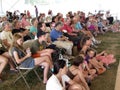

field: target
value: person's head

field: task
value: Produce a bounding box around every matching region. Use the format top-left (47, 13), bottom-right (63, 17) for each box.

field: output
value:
top-left (72, 56), bottom-right (84, 66)
top-left (31, 18), bottom-right (38, 26)
top-left (2, 21), bottom-right (11, 30)
top-left (13, 33), bottom-right (23, 46)
top-left (37, 22), bottom-right (46, 31)
top-left (55, 21), bottom-right (63, 31)
top-left (53, 60), bottom-right (67, 75)
top-left (80, 36), bottom-right (92, 47)
top-left (22, 14), bottom-right (27, 19)
top-left (37, 31), bottom-right (47, 41)
top-left (86, 48), bottom-right (96, 58)
top-left (48, 10), bottom-right (52, 15)
top-left (52, 15), bottom-right (58, 23)
top-left (73, 16), bottom-right (78, 23)
top-left (65, 17), bottom-right (71, 25)
top-left (13, 20), bottom-right (22, 29)
top-left (2, 16), bottom-right (7, 21)
top-left (20, 27), bottom-right (30, 36)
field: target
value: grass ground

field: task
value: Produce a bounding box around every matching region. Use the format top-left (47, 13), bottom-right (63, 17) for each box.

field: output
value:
top-left (0, 31), bottom-right (120, 90)
top-left (90, 32), bottom-right (120, 90)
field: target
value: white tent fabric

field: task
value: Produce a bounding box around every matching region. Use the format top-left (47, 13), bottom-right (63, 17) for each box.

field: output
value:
top-left (0, 0), bottom-right (120, 19)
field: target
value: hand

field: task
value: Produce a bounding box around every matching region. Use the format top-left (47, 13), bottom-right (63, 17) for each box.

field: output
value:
top-left (64, 36), bottom-right (68, 41)
top-left (26, 52), bottom-right (31, 57)
top-left (103, 50), bottom-right (106, 53)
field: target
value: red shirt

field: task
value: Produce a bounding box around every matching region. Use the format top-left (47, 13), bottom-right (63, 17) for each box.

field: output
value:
top-left (62, 24), bottom-right (73, 33)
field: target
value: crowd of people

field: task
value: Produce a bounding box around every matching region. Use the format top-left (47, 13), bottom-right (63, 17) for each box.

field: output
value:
top-left (0, 9), bottom-right (119, 89)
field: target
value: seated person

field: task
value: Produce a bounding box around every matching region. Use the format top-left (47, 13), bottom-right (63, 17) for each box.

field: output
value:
top-left (68, 56), bottom-right (90, 90)
top-left (28, 31), bottom-right (54, 65)
top-left (92, 49), bottom-right (116, 68)
top-left (1, 21), bottom-right (13, 49)
top-left (50, 22), bottom-right (73, 55)
top-left (10, 33), bottom-right (51, 84)
top-left (0, 39), bottom-right (16, 73)
top-left (0, 50), bottom-right (8, 82)
top-left (19, 27), bottom-right (32, 41)
top-left (46, 59), bottom-right (83, 90)
top-left (29, 18), bottom-right (38, 39)
top-left (37, 22), bottom-right (52, 44)
top-left (62, 17), bottom-right (84, 50)
top-left (12, 20), bottom-right (22, 35)
top-left (86, 48), bottom-right (106, 74)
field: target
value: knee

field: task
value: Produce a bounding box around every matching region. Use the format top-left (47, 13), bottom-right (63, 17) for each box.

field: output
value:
top-left (68, 84), bottom-right (82, 90)
top-left (43, 62), bottom-right (50, 68)
top-left (4, 58), bottom-right (8, 64)
top-left (1, 57), bottom-right (8, 65)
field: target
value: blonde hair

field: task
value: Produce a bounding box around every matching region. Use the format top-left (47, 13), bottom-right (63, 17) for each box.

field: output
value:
top-left (11, 33), bottom-right (25, 53)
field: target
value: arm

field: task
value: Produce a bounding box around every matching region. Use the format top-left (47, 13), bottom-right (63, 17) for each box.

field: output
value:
top-left (2, 39), bottom-right (10, 48)
top-left (13, 51), bottom-right (31, 64)
top-left (77, 71), bottom-right (90, 90)
top-left (68, 33), bottom-right (77, 36)
top-left (57, 36), bottom-right (68, 41)
top-left (96, 50), bottom-right (106, 57)
top-left (62, 74), bottom-right (75, 86)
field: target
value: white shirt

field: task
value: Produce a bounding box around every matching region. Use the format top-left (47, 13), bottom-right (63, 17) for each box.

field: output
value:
top-left (46, 74), bottom-right (63, 90)
top-left (0, 30), bottom-right (13, 45)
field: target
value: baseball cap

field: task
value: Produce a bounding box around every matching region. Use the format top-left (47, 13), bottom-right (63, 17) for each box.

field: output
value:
top-left (37, 30), bottom-right (46, 38)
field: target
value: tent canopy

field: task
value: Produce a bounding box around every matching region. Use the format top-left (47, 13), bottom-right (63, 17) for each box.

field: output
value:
top-left (0, 0), bottom-right (119, 19)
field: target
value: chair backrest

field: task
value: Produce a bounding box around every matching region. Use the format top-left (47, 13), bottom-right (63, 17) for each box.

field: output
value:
top-left (9, 48), bottom-right (19, 67)
top-left (9, 48), bottom-right (33, 70)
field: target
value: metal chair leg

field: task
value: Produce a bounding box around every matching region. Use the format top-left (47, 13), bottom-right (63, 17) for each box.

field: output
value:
top-left (33, 69), bottom-right (42, 82)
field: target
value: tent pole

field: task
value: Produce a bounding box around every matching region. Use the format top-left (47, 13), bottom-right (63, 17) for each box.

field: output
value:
top-left (0, 0), bottom-right (4, 14)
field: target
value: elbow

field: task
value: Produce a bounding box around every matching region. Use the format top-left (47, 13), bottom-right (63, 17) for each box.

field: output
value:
top-left (16, 60), bottom-right (21, 64)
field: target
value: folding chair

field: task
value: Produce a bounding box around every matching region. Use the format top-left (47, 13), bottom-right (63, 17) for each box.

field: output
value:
top-left (9, 49), bottom-right (42, 89)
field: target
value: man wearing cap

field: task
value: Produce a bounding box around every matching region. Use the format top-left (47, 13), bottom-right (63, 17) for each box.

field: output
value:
top-left (29, 31), bottom-right (54, 63)
top-left (50, 22), bottom-right (73, 55)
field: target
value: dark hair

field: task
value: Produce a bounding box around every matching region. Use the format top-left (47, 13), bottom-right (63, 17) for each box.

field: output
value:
top-left (55, 21), bottom-right (63, 27)
top-left (72, 56), bottom-right (84, 66)
top-left (37, 30), bottom-right (46, 38)
top-left (48, 10), bottom-right (52, 15)
top-left (53, 60), bottom-right (66, 74)
top-left (80, 36), bottom-right (91, 47)
top-left (31, 18), bottom-right (37, 25)
top-left (52, 16), bottom-right (57, 22)
top-left (37, 22), bottom-right (44, 30)
top-left (86, 48), bottom-right (97, 57)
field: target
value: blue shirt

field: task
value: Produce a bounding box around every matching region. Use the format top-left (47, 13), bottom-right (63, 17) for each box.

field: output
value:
top-left (75, 22), bottom-right (83, 30)
top-left (50, 29), bottom-right (62, 42)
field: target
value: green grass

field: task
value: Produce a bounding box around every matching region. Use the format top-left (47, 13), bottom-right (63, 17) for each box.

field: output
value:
top-left (90, 32), bottom-right (120, 90)
top-left (0, 31), bottom-right (120, 90)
